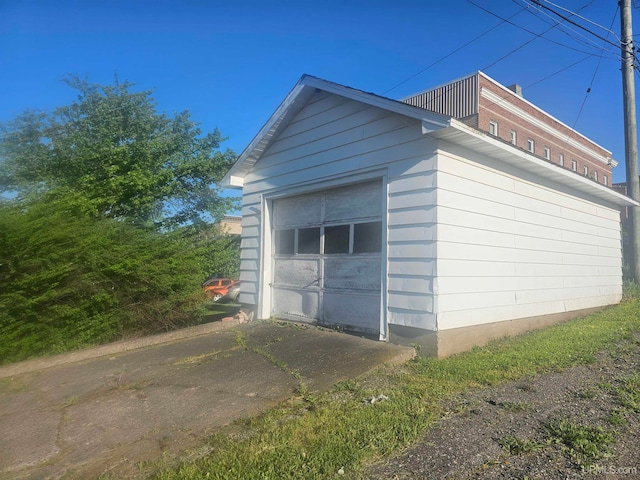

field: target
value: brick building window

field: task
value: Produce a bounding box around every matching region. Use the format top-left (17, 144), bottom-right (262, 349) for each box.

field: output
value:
top-left (489, 121), bottom-right (498, 136)
top-left (583, 166), bottom-right (588, 176)
top-left (527, 139), bottom-right (535, 153)
top-left (559, 153), bottom-right (564, 166)
top-left (544, 147), bottom-right (550, 160)
top-left (510, 130), bottom-right (517, 145)
top-left (604, 175), bottom-right (608, 186)
top-left (571, 160), bottom-right (577, 171)
top-left (593, 171), bottom-right (598, 182)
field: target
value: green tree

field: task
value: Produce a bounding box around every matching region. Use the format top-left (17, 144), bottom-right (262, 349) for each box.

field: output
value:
top-left (0, 77), bottom-right (243, 363)
top-left (181, 223), bottom-right (241, 279)
top-left (0, 76), bottom-right (237, 228)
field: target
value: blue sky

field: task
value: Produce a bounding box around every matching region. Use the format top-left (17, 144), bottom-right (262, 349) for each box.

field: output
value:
top-left (1, 0), bottom-right (637, 184)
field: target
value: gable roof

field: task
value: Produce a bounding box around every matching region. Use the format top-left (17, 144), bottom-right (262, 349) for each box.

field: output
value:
top-left (221, 75), bottom-right (453, 188)
top-left (221, 75), bottom-right (637, 208)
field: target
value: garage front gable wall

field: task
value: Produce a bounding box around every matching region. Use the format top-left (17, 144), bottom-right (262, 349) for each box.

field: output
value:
top-left (237, 86), bottom-right (443, 337)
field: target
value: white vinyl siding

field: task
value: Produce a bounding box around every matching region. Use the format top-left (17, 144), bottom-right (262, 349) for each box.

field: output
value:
top-left (239, 90), bottom-right (438, 331)
top-left (236, 87), bottom-right (627, 338)
top-left (386, 169), bottom-right (437, 329)
top-left (435, 150), bottom-right (622, 330)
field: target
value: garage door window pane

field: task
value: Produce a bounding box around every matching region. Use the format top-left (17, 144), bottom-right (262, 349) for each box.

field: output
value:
top-left (275, 229), bottom-right (294, 254)
top-left (324, 225), bottom-right (350, 254)
top-left (298, 227), bottom-right (320, 254)
top-left (353, 222), bottom-right (382, 253)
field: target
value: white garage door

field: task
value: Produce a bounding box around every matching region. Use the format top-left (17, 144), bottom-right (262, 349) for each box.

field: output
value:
top-left (271, 180), bottom-right (383, 334)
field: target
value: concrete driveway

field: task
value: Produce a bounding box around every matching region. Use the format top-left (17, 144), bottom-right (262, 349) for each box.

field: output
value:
top-left (0, 319), bottom-right (414, 479)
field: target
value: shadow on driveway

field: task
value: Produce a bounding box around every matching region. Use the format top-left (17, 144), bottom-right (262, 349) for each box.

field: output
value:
top-left (0, 319), bottom-right (414, 479)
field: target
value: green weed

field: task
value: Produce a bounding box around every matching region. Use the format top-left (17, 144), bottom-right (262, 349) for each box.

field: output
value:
top-left (234, 330), bottom-right (247, 349)
top-left (572, 388), bottom-right (596, 400)
top-left (605, 408), bottom-right (627, 426)
top-left (335, 379), bottom-right (358, 392)
top-left (498, 435), bottom-right (543, 455)
top-left (62, 395), bottom-right (79, 407)
top-left (546, 419), bottom-right (613, 465)
top-left (617, 374), bottom-right (640, 412)
top-left (499, 401), bottom-right (531, 412)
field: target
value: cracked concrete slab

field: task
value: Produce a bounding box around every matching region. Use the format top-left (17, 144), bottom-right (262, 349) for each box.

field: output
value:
top-left (0, 319), bottom-right (414, 479)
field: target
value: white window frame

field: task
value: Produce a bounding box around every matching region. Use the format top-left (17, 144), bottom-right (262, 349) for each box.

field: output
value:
top-left (571, 160), bottom-right (577, 172)
top-left (604, 175), bottom-right (608, 186)
top-left (510, 130), bottom-right (517, 145)
top-left (583, 166), bottom-right (589, 176)
top-left (544, 147), bottom-right (550, 160)
top-left (527, 139), bottom-right (535, 153)
top-left (559, 153), bottom-right (564, 166)
top-left (593, 171), bottom-right (598, 182)
top-left (489, 121), bottom-right (498, 136)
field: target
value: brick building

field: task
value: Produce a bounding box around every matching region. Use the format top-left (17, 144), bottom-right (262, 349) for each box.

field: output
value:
top-left (403, 71), bottom-right (616, 187)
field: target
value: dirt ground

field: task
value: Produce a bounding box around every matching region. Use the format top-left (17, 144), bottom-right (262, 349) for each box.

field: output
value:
top-left (365, 336), bottom-right (640, 480)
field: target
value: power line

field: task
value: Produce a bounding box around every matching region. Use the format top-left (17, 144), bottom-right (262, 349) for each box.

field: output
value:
top-left (573, 5), bottom-right (620, 128)
top-left (542, 0), bottom-right (622, 43)
top-left (528, 0), bottom-right (623, 50)
top-left (513, 0), bottom-right (615, 54)
top-left (382, 6), bottom-right (527, 95)
top-left (482, 35), bottom-right (539, 71)
top-left (470, 0), bottom-right (606, 71)
top-left (473, 0), bottom-right (621, 61)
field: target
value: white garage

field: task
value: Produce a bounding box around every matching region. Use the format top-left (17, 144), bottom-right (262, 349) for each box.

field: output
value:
top-left (222, 74), bottom-right (637, 356)
top-left (271, 180), bottom-right (383, 333)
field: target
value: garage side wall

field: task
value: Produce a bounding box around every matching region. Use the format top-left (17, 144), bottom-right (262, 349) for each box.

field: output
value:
top-left (435, 145), bottom-right (623, 331)
top-left (238, 90), bottom-right (439, 330)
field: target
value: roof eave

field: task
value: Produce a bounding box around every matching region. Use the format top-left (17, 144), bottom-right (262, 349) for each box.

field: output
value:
top-left (433, 119), bottom-right (638, 208)
top-left (220, 75), bottom-right (453, 187)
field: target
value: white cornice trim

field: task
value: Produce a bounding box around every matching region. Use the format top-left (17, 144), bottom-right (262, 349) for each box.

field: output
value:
top-left (480, 87), bottom-right (617, 168)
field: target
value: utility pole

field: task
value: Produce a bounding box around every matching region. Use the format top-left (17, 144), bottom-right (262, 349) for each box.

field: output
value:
top-left (620, 0), bottom-right (640, 282)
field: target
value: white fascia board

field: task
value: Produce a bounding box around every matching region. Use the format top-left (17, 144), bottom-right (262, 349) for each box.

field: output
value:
top-left (227, 176), bottom-right (244, 188)
top-left (434, 119), bottom-right (638, 208)
top-left (220, 75), bottom-right (453, 187)
top-left (221, 81), bottom-right (311, 188)
top-left (301, 76), bottom-right (452, 130)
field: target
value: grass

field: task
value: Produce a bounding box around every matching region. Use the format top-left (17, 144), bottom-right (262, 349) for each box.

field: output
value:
top-left (546, 419), bottom-right (614, 465)
top-left (201, 303), bottom-right (241, 323)
top-left (153, 295), bottom-right (640, 480)
top-left (498, 435), bottom-right (543, 455)
top-left (617, 374), bottom-right (640, 412)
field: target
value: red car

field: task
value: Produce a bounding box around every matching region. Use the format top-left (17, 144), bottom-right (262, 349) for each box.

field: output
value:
top-left (203, 278), bottom-right (240, 302)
